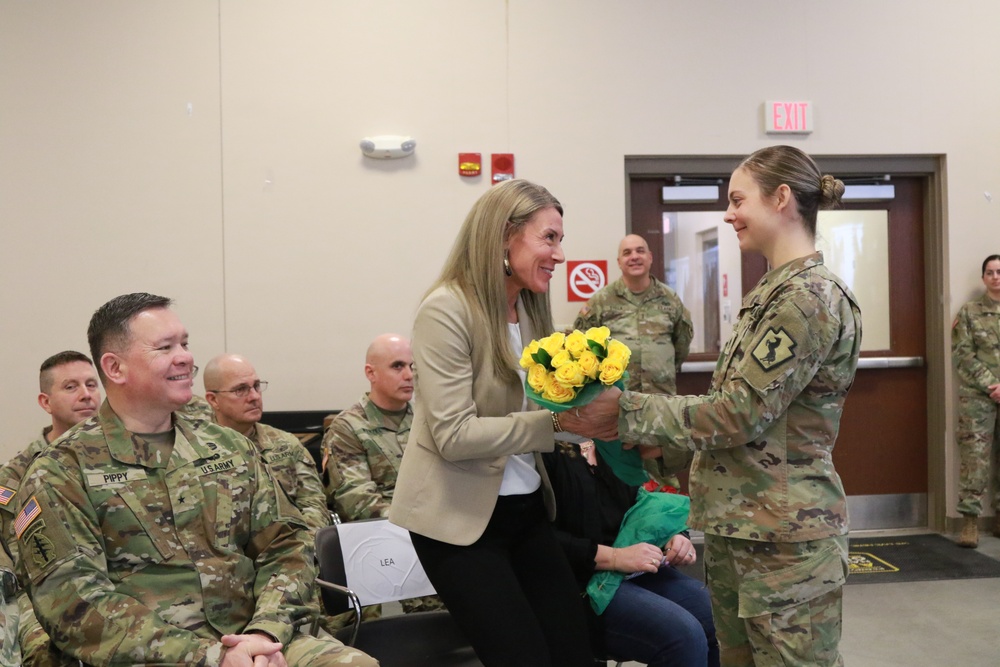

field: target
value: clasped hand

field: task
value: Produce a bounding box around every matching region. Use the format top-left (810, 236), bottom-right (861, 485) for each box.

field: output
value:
top-left (220, 633), bottom-right (286, 667)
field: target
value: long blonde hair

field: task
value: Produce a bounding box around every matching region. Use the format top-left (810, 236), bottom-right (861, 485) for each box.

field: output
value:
top-left (429, 179), bottom-right (562, 383)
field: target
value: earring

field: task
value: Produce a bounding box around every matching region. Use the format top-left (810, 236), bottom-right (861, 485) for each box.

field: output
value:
top-left (503, 249), bottom-right (513, 276)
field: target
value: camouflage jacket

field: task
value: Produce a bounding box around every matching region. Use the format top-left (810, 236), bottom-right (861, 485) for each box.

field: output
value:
top-left (574, 276), bottom-right (693, 395)
top-left (322, 394), bottom-right (411, 521)
top-left (952, 292), bottom-right (1000, 395)
top-left (14, 400), bottom-right (318, 666)
top-left (249, 423), bottom-right (329, 532)
top-left (0, 430), bottom-right (77, 667)
top-left (0, 430), bottom-right (49, 560)
top-left (619, 253), bottom-right (862, 542)
top-left (0, 547), bottom-right (18, 667)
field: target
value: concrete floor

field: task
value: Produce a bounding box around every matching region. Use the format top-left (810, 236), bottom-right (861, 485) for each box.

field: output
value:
top-left (616, 529), bottom-right (1000, 667)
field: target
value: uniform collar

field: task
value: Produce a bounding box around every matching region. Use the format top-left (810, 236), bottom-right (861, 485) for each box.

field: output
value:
top-left (744, 252), bottom-right (824, 308)
top-left (360, 393), bottom-right (412, 430)
top-left (97, 399), bottom-right (214, 467)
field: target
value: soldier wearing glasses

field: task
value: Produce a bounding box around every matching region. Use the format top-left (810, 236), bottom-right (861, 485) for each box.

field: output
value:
top-left (204, 354), bottom-right (329, 532)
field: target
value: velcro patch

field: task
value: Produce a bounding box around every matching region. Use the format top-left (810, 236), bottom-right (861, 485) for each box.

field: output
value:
top-left (199, 456), bottom-right (241, 475)
top-left (14, 496), bottom-right (41, 539)
top-left (25, 525), bottom-right (55, 569)
top-left (0, 486), bottom-right (15, 506)
top-left (86, 468), bottom-right (148, 487)
top-left (751, 327), bottom-right (797, 372)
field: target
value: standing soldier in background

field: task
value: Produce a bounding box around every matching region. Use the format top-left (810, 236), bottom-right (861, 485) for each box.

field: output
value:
top-left (574, 234), bottom-right (694, 484)
top-left (0, 351), bottom-right (100, 667)
top-left (952, 253), bottom-right (1000, 548)
top-left (204, 353), bottom-right (330, 532)
top-left (323, 333), bottom-right (443, 614)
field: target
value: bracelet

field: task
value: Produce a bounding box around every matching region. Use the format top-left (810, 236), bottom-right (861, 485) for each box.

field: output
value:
top-left (550, 410), bottom-right (563, 433)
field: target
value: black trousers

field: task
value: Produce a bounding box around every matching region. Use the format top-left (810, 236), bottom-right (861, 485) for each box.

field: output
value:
top-left (410, 490), bottom-right (594, 667)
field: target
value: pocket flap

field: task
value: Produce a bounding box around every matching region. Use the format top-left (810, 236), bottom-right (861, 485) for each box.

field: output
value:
top-left (738, 544), bottom-right (846, 619)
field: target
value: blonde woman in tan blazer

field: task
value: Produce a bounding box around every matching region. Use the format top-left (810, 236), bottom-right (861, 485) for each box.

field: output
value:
top-left (389, 180), bottom-right (619, 666)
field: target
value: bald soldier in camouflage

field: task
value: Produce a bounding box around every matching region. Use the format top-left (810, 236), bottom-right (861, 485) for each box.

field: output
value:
top-left (14, 293), bottom-right (375, 667)
top-left (204, 353), bottom-right (330, 532)
top-left (574, 234), bottom-right (694, 485)
top-left (952, 254), bottom-right (1000, 547)
top-left (323, 334), bottom-right (443, 614)
top-left (0, 351), bottom-right (101, 667)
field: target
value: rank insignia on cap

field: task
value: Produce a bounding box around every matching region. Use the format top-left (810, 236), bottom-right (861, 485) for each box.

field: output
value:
top-left (0, 486), bottom-right (15, 506)
top-left (14, 496), bottom-right (41, 539)
top-left (752, 327), bottom-right (797, 371)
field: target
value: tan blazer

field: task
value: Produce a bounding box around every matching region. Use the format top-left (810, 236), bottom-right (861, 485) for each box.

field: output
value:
top-left (388, 285), bottom-right (557, 546)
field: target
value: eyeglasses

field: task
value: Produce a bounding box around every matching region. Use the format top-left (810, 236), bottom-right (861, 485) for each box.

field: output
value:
top-left (206, 380), bottom-right (268, 398)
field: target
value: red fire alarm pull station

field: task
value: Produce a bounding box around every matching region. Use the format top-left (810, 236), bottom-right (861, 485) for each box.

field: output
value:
top-left (458, 153), bottom-right (481, 177)
top-left (491, 153), bottom-right (514, 184)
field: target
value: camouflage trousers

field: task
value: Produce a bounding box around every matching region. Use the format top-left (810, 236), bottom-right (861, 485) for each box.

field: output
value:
top-left (399, 594), bottom-right (445, 614)
top-left (703, 534), bottom-right (848, 667)
top-left (955, 392), bottom-right (1000, 516)
top-left (285, 629), bottom-right (378, 666)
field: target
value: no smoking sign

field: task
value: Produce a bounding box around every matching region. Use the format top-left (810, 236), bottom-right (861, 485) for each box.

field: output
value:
top-left (566, 260), bottom-right (607, 302)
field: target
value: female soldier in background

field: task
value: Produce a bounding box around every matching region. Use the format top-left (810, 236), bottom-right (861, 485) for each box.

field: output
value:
top-left (952, 254), bottom-right (1000, 547)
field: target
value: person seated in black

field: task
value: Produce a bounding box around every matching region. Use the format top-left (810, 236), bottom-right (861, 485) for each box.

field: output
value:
top-left (543, 438), bottom-right (719, 667)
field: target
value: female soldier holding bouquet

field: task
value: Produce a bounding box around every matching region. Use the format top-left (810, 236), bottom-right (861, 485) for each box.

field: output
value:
top-left (389, 179), bottom-right (619, 667)
top-left (617, 145), bottom-right (862, 666)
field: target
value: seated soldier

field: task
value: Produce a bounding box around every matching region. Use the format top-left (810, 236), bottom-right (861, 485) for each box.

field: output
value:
top-left (204, 353), bottom-right (328, 532)
top-left (14, 293), bottom-right (375, 666)
top-left (0, 350), bottom-right (100, 667)
top-left (323, 333), bottom-right (443, 614)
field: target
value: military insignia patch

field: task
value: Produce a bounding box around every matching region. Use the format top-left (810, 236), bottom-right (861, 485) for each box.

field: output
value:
top-left (751, 327), bottom-right (797, 371)
top-left (14, 496), bottom-right (41, 539)
top-left (26, 528), bottom-right (55, 568)
top-left (0, 486), bottom-right (15, 506)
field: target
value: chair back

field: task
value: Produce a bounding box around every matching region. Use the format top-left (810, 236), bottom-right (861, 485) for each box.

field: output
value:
top-left (315, 523), bottom-right (352, 616)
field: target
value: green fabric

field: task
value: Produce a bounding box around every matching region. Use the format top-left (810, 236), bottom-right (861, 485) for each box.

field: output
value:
top-left (526, 375), bottom-right (647, 486)
top-left (585, 488), bottom-right (691, 614)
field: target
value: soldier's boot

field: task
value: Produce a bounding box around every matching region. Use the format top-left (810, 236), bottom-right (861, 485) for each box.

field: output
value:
top-left (957, 515), bottom-right (979, 548)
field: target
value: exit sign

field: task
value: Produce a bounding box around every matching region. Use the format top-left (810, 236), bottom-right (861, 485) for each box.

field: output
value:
top-left (765, 100), bottom-right (813, 134)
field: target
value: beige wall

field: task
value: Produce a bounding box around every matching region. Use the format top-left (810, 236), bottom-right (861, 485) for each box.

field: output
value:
top-left (2, 1), bottom-right (997, 519)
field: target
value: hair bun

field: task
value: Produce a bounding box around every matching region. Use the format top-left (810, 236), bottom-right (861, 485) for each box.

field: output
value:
top-left (819, 174), bottom-right (845, 208)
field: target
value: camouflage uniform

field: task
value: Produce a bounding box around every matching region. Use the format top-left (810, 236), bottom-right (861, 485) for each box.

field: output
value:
top-left (952, 293), bottom-right (1000, 517)
top-left (324, 394), bottom-right (443, 614)
top-left (177, 394), bottom-right (215, 421)
top-left (14, 400), bottom-right (376, 667)
top-left (574, 276), bottom-right (694, 484)
top-left (249, 423), bottom-right (330, 533)
top-left (0, 431), bottom-right (75, 667)
top-left (619, 253), bottom-right (861, 667)
top-left (0, 547), bottom-right (20, 666)
top-left (574, 276), bottom-right (693, 396)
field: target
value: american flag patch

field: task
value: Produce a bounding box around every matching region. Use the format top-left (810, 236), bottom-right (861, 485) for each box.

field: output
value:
top-left (14, 497), bottom-right (41, 539)
top-left (0, 486), bottom-right (15, 506)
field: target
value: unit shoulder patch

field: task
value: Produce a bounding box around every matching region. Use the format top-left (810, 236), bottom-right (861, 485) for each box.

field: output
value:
top-left (751, 326), bottom-right (797, 372)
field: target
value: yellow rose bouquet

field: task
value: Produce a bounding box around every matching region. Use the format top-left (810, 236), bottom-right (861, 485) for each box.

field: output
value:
top-left (520, 327), bottom-right (645, 485)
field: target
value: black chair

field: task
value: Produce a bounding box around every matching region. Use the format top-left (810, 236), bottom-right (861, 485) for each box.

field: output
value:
top-left (314, 522), bottom-right (483, 667)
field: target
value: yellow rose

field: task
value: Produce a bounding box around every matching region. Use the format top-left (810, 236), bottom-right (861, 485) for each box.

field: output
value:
top-left (585, 326), bottom-right (611, 347)
top-left (527, 364), bottom-right (549, 393)
top-left (553, 361), bottom-right (586, 388)
top-left (539, 332), bottom-right (566, 358)
top-left (519, 340), bottom-right (541, 369)
top-left (550, 349), bottom-right (573, 368)
top-left (542, 374), bottom-right (576, 403)
top-left (599, 357), bottom-right (626, 385)
top-left (606, 339), bottom-right (632, 365)
top-left (577, 349), bottom-right (600, 380)
top-left (564, 330), bottom-right (589, 358)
